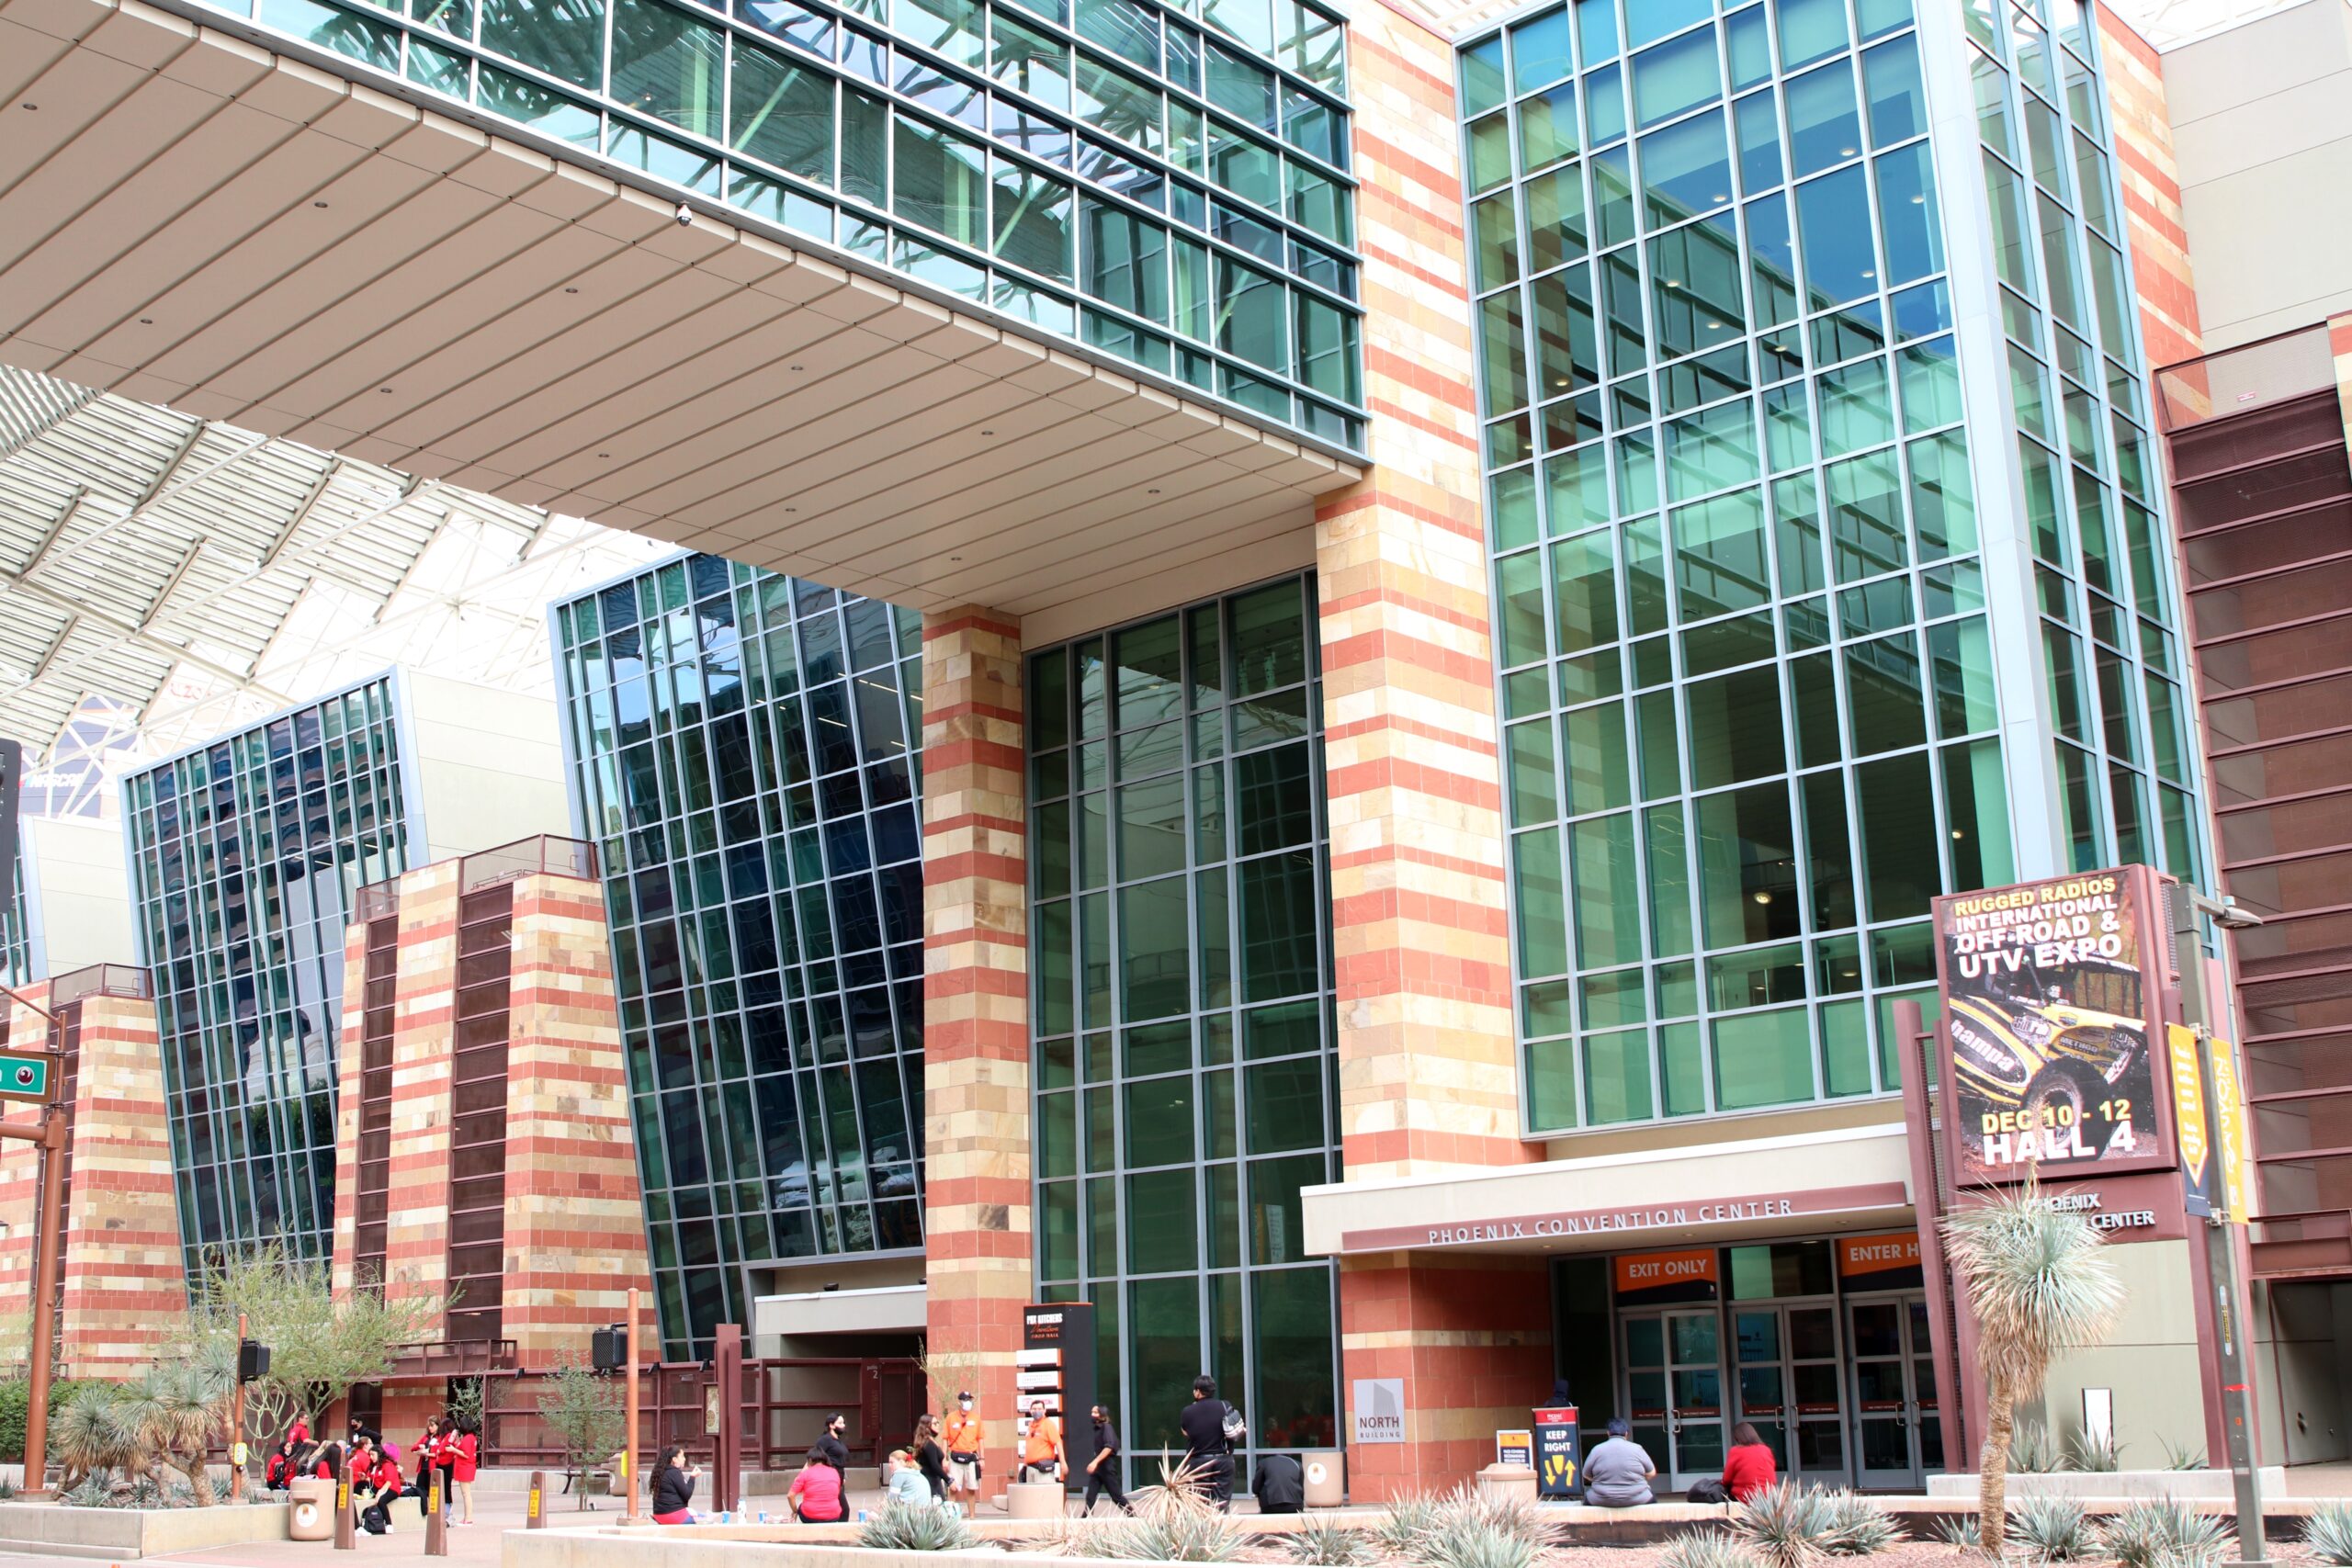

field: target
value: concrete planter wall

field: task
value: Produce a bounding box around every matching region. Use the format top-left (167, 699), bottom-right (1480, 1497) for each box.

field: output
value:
top-left (0, 1499), bottom-right (289, 1560)
top-left (1925, 1468), bottom-right (2288, 1501)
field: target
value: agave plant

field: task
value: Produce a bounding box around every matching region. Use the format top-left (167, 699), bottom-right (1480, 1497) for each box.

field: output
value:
top-left (1930, 1513), bottom-right (1981, 1551)
top-left (1436, 1484), bottom-right (1556, 1550)
top-left (1418, 1520), bottom-right (1538, 1568)
top-left (1941, 1181), bottom-right (2124, 1549)
top-left (2095, 1497), bottom-right (2235, 1568)
top-left (1284, 1516), bottom-right (1372, 1566)
top-left (1728, 1482), bottom-right (1841, 1568)
top-left (1663, 1529), bottom-right (1762, 1568)
top-left (2158, 1434), bottom-right (2208, 1472)
top-left (2301, 1499), bottom-right (2352, 1566)
top-left (2009, 1495), bottom-right (2096, 1562)
top-left (2007, 1420), bottom-right (2064, 1475)
top-left (2066, 1427), bottom-right (2120, 1473)
top-left (1371, 1495), bottom-right (1446, 1559)
top-left (1097, 1469), bottom-right (1247, 1563)
top-left (858, 1501), bottom-right (980, 1551)
top-left (1817, 1490), bottom-right (1901, 1557)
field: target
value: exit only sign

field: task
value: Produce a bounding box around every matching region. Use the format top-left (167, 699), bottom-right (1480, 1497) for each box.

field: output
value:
top-left (0, 1052), bottom-right (56, 1103)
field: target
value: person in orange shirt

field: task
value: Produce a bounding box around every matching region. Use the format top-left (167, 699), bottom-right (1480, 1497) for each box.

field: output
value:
top-left (1019, 1398), bottom-right (1064, 1484)
top-left (940, 1393), bottom-right (982, 1516)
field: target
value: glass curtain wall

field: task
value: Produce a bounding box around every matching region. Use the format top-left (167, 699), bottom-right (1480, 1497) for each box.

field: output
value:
top-left (193, 0), bottom-right (1363, 447)
top-left (0, 840), bottom-right (28, 992)
top-left (1460, 0), bottom-right (2010, 1134)
top-left (1026, 573), bottom-right (1340, 1473)
top-left (1958, 0), bottom-right (2206, 880)
top-left (552, 553), bottom-right (926, 1357)
top-left (124, 679), bottom-right (412, 1269)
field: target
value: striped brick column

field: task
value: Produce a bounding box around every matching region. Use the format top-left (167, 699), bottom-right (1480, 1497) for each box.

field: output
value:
top-left (1322, 3), bottom-right (1553, 1498)
top-left (921, 605), bottom-right (1030, 1486)
top-left (56, 991), bottom-right (185, 1377)
top-left (2098, 3), bottom-right (2202, 369)
top-left (503, 870), bottom-right (652, 1370)
top-left (0, 986), bottom-right (57, 1358)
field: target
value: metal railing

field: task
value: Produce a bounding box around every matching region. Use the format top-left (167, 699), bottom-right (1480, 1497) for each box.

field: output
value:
top-left (460, 834), bottom-right (598, 891)
top-left (45, 963), bottom-right (152, 1006)
top-left (354, 880), bottom-right (401, 921)
top-left (2155, 322), bottom-right (2338, 434)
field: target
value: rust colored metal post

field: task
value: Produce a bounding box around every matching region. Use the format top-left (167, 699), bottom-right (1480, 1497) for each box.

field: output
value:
top-left (230, 1311), bottom-right (249, 1502)
top-left (528, 1470), bottom-right (546, 1528)
top-left (626, 1287), bottom-right (642, 1520)
top-left (1893, 1000), bottom-right (1966, 1474)
top-left (424, 1467), bottom-right (447, 1555)
top-left (22, 1104), bottom-right (67, 1495)
top-left (334, 1455), bottom-right (356, 1550)
top-left (714, 1324), bottom-right (742, 1513)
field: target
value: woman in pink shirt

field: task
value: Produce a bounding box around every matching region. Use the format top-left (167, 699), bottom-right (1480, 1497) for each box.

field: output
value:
top-left (788, 1449), bottom-right (846, 1523)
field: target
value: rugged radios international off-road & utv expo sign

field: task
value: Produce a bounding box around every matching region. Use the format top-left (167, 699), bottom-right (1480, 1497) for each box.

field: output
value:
top-left (1932, 866), bottom-right (2174, 1185)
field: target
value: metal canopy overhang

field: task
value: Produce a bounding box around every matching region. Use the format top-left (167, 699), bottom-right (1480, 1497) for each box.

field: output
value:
top-left (0, 0), bottom-right (1363, 632)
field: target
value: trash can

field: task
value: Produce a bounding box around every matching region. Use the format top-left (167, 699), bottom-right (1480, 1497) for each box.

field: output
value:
top-left (1005, 1480), bottom-right (1066, 1520)
top-left (1302, 1450), bottom-right (1344, 1508)
top-left (288, 1477), bottom-right (334, 1541)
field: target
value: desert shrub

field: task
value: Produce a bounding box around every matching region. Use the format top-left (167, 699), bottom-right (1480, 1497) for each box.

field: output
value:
top-left (1435, 1485), bottom-right (1555, 1551)
top-left (1370, 1495), bottom-right (1446, 1559)
top-left (2067, 1428), bottom-right (2121, 1472)
top-left (2096, 1497), bottom-right (2236, 1568)
top-left (2007, 1420), bottom-right (2064, 1474)
top-left (2159, 1435), bottom-right (2208, 1472)
top-left (1729, 1482), bottom-right (1842, 1568)
top-left (2009, 1495), bottom-right (2096, 1562)
top-left (858, 1501), bottom-right (979, 1551)
top-left (1930, 1514), bottom-right (1981, 1551)
top-left (1097, 1473), bottom-right (1247, 1563)
top-left (1284, 1516), bottom-right (1372, 1565)
top-left (1417, 1522), bottom-right (1537, 1568)
top-left (2301, 1500), bottom-right (2352, 1566)
top-left (1818, 1491), bottom-right (1901, 1556)
top-left (1662, 1529), bottom-right (1761, 1568)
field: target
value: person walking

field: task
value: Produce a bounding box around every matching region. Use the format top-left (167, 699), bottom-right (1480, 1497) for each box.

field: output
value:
top-left (1080, 1404), bottom-right (1131, 1515)
top-left (650, 1445), bottom-right (699, 1525)
top-left (788, 1448), bottom-right (847, 1523)
top-left (815, 1412), bottom-right (852, 1472)
top-left (912, 1414), bottom-right (950, 1503)
top-left (1177, 1377), bottom-right (1238, 1510)
top-left (1018, 1398), bottom-right (1063, 1483)
top-left (942, 1392), bottom-right (981, 1517)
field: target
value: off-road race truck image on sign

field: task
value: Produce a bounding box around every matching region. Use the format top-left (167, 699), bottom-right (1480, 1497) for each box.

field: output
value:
top-left (1934, 869), bottom-right (2163, 1185)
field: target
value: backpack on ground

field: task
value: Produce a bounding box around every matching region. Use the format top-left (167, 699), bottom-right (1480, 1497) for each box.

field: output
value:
top-left (1685, 1479), bottom-right (1732, 1506)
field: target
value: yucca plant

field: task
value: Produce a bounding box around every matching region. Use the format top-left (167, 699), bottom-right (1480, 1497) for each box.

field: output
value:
top-left (1436, 1484), bottom-right (1555, 1550)
top-left (859, 1500), bottom-right (980, 1551)
top-left (1662, 1529), bottom-right (1762, 1568)
top-left (1419, 1520), bottom-right (1538, 1568)
top-left (1098, 1467), bottom-right (1247, 1563)
top-left (2301, 1499), bottom-right (2352, 1565)
top-left (2096, 1497), bottom-right (2235, 1568)
top-left (2066, 1427), bottom-right (2120, 1472)
top-left (2007, 1419), bottom-right (2064, 1474)
top-left (2009, 1495), bottom-right (2097, 1562)
top-left (1941, 1180), bottom-right (2124, 1550)
top-left (1818, 1490), bottom-right (1901, 1556)
top-left (1728, 1482), bottom-right (1841, 1568)
top-left (1371, 1494), bottom-right (1446, 1559)
top-left (1284, 1516), bottom-right (1372, 1565)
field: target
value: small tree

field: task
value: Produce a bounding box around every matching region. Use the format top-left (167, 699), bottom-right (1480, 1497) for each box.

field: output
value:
top-left (537, 1355), bottom-right (625, 1510)
top-left (450, 1376), bottom-right (487, 1435)
top-left (1942, 1179), bottom-right (2124, 1550)
top-left (916, 1338), bottom-right (980, 1419)
top-left (185, 1244), bottom-right (447, 1453)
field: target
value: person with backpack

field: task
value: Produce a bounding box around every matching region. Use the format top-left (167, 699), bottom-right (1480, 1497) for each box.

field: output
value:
top-left (1177, 1376), bottom-right (1243, 1510)
top-left (941, 1393), bottom-right (981, 1517)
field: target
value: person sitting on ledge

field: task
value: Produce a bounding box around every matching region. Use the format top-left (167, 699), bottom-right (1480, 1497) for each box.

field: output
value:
top-left (1581, 1418), bottom-right (1657, 1507)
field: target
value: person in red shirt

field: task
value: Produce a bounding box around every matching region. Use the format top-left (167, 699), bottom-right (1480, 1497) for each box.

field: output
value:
top-left (413, 1417), bottom-right (445, 1519)
top-left (1720, 1422), bottom-right (1778, 1503)
top-left (313, 1441), bottom-right (344, 1483)
top-left (447, 1418), bottom-right (480, 1526)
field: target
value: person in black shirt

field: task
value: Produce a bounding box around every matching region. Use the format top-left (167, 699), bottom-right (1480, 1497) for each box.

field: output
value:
top-left (1081, 1404), bottom-right (1132, 1515)
top-left (1250, 1452), bottom-right (1304, 1514)
top-left (815, 1413), bottom-right (851, 1472)
top-left (1176, 1376), bottom-right (1235, 1510)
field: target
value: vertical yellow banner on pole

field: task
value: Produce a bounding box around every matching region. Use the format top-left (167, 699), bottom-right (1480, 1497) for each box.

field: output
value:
top-left (2209, 1039), bottom-right (2255, 1223)
top-left (2168, 1023), bottom-right (2214, 1215)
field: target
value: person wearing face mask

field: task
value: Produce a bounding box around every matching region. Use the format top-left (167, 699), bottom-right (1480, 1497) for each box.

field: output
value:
top-left (941, 1393), bottom-right (981, 1517)
top-left (815, 1412), bottom-right (852, 1474)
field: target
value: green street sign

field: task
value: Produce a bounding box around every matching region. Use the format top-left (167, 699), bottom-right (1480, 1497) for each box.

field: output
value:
top-left (0, 1051), bottom-right (55, 1104)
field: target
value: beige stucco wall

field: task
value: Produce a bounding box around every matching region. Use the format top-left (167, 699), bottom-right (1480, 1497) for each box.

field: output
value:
top-left (2250, 1278), bottom-right (2352, 1465)
top-left (21, 814), bottom-right (133, 975)
top-left (2035, 1238), bottom-right (2209, 1467)
top-left (2162, 0), bottom-right (2352, 348)
top-left (401, 669), bottom-right (573, 861)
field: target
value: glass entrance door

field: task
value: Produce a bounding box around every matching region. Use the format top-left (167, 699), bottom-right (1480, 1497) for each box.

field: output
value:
top-left (1847, 1293), bottom-right (1939, 1488)
top-left (1625, 1310), bottom-right (1724, 1491)
top-left (1732, 1303), bottom-right (1849, 1484)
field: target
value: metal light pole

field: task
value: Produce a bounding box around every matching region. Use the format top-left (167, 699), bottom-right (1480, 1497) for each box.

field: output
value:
top-left (2173, 888), bottom-right (2268, 1568)
top-left (625, 1286), bottom-right (642, 1522)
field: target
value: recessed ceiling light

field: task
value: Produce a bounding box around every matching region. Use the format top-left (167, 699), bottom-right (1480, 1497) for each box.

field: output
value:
top-left (565, 287), bottom-right (581, 294)
top-left (980, 429), bottom-right (995, 435)
top-left (139, 318), bottom-right (153, 325)
top-left (786, 506), bottom-right (797, 513)
top-left (597, 452), bottom-right (611, 458)
top-left (1147, 488), bottom-right (1161, 494)
top-left (313, 200), bottom-right (329, 209)
top-left (20, 103), bottom-right (35, 110)
top-left (379, 387), bottom-right (394, 394)
top-left (950, 555), bottom-right (964, 562)
top-left (789, 364), bottom-right (805, 371)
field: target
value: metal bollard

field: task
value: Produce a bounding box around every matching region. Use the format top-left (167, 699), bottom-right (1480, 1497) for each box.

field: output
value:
top-left (424, 1470), bottom-right (448, 1557)
top-left (529, 1471), bottom-right (547, 1529)
top-left (334, 1463), bottom-right (354, 1551)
